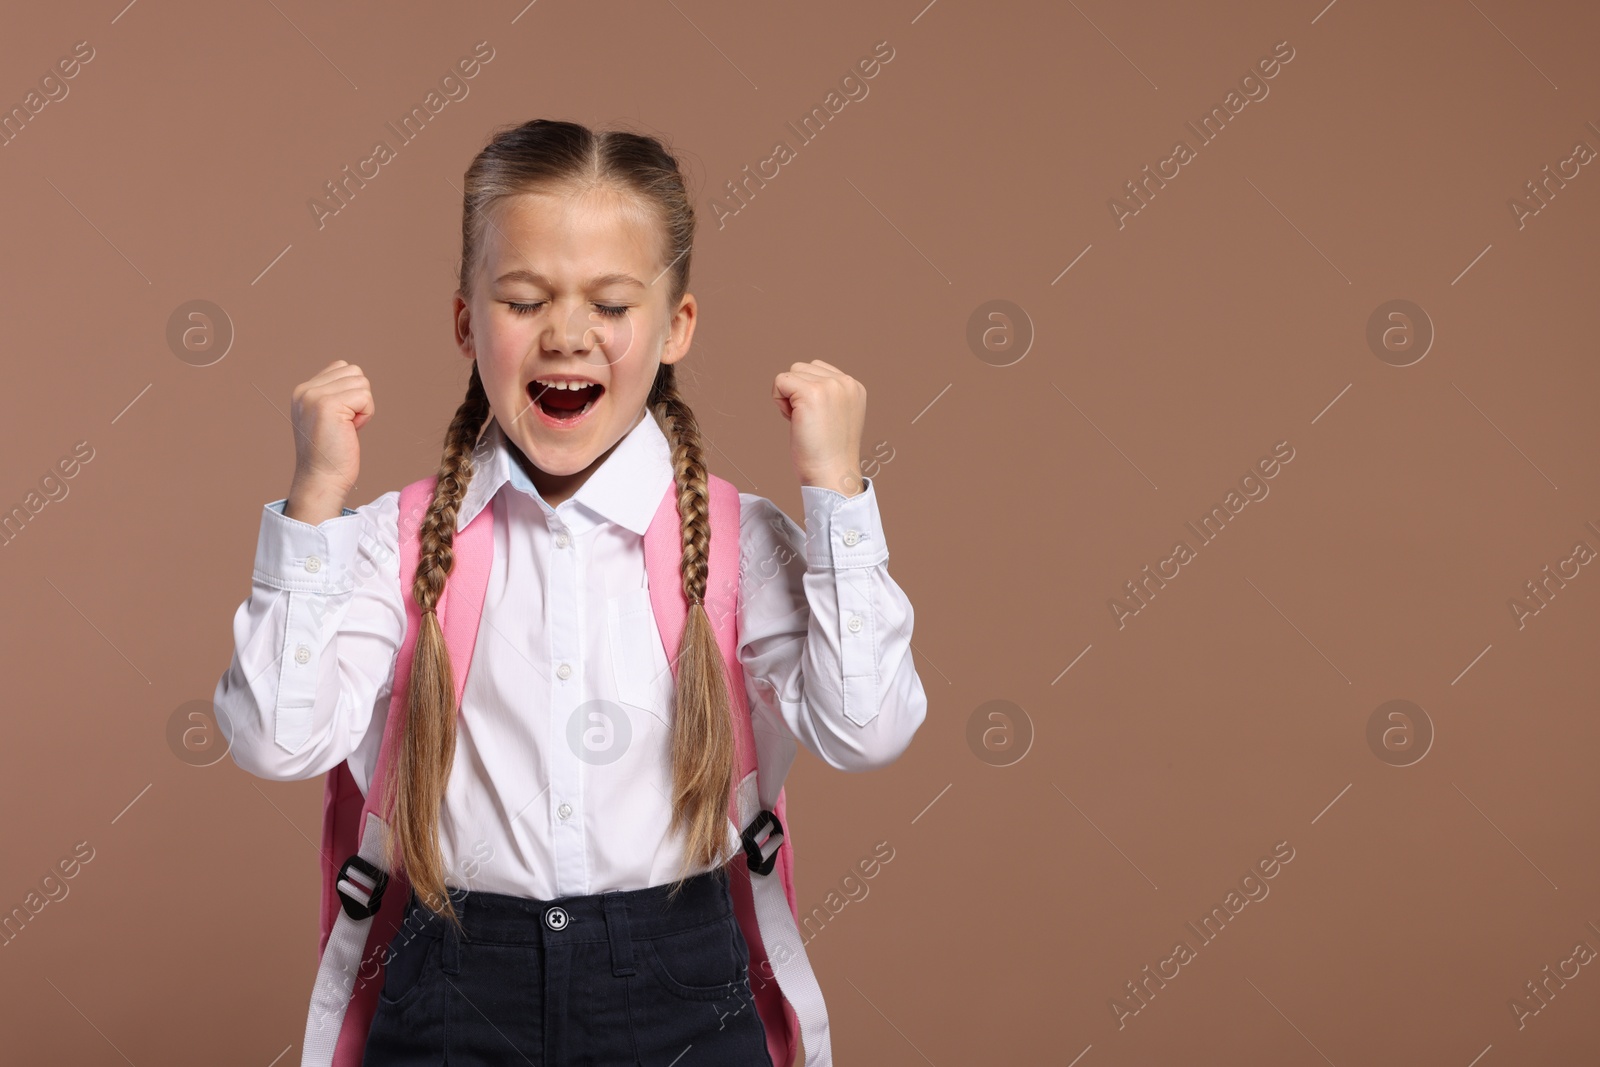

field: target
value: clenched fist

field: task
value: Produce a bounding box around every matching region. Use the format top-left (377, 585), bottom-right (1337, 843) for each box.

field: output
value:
top-left (284, 360), bottom-right (375, 525)
top-left (772, 359), bottom-right (867, 497)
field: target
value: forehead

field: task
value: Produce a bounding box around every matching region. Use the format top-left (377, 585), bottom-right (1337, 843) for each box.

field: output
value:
top-left (481, 186), bottom-right (663, 285)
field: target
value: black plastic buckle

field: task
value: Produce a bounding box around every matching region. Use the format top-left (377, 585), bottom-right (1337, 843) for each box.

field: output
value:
top-left (740, 809), bottom-right (784, 877)
top-left (336, 854), bottom-right (389, 920)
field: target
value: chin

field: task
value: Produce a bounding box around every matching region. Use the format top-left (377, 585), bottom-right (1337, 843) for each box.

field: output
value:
top-left (507, 423), bottom-right (612, 474)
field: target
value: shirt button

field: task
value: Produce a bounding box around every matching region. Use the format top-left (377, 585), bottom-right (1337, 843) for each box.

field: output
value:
top-left (847, 614), bottom-right (863, 633)
top-left (557, 802), bottom-right (573, 820)
top-left (842, 529), bottom-right (861, 547)
top-left (304, 555), bottom-right (322, 573)
top-left (294, 645), bottom-right (311, 665)
top-left (556, 663), bottom-right (572, 680)
top-left (554, 530), bottom-right (571, 548)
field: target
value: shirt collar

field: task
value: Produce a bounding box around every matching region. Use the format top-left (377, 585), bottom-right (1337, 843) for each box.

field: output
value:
top-left (455, 410), bottom-right (676, 535)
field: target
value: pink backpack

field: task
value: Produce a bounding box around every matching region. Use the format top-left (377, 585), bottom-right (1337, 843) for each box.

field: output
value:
top-left (297, 472), bottom-right (835, 1066)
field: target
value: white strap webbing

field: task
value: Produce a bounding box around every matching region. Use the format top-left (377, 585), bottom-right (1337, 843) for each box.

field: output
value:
top-left (736, 771), bottom-right (834, 1066)
top-left (301, 811), bottom-right (388, 1066)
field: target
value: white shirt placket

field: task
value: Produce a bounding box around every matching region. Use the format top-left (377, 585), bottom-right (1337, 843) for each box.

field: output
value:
top-left (545, 501), bottom-right (588, 898)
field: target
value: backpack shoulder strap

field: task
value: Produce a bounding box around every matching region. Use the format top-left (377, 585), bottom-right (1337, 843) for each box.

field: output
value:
top-left (643, 473), bottom-right (832, 1067)
top-left (305, 475), bottom-right (495, 1067)
top-left (641, 474), bottom-right (758, 787)
top-left (638, 473), bottom-right (747, 681)
top-left (362, 477), bottom-right (495, 824)
top-left (314, 476), bottom-right (443, 951)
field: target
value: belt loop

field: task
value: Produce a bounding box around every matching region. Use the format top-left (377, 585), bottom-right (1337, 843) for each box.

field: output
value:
top-left (442, 886), bottom-right (464, 976)
top-left (603, 891), bottom-right (636, 976)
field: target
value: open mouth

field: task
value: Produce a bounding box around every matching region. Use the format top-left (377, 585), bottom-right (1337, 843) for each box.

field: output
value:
top-left (529, 379), bottom-right (605, 424)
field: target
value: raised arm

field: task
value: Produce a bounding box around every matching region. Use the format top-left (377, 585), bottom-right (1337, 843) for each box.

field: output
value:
top-left (213, 492), bottom-right (406, 783)
top-left (736, 480), bottom-right (928, 772)
top-left (213, 359), bottom-right (402, 784)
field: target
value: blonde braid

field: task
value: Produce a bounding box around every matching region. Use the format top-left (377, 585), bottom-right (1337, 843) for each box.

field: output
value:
top-left (381, 361), bottom-right (490, 933)
top-left (651, 362), bottom-right (739, 900)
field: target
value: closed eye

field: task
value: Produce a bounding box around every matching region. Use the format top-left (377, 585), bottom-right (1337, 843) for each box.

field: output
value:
top-left (508, 301), bottom-right (629, 318)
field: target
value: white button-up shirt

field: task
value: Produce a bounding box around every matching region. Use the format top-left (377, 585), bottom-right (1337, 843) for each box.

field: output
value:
top-left (214, 412), bottom-right (927, 899)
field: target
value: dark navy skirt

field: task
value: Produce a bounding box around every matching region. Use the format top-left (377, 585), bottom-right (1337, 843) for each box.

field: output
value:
top-left (361, 865), bottom-right (775, 1066)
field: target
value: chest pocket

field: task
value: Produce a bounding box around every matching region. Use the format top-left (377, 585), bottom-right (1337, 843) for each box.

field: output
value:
top-left (607, 587), bottom-right (674, 719)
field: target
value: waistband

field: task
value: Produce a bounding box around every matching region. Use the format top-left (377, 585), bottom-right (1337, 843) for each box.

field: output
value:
top-left (400, 866), bottom-right (734, 946)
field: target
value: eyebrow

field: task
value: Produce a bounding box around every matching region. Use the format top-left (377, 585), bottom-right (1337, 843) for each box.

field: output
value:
top-left (494, 268), bottom-right (647, 290)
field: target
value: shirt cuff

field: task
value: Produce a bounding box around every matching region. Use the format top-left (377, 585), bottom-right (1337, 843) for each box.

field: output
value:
top-left (800, 476), bottom-right (889, 570)
top-left (254, 499), bottom-right (364, 593)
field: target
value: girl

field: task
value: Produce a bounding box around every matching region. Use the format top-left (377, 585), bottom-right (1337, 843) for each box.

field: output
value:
top-left (214, 118), bottom-right (927, 1066)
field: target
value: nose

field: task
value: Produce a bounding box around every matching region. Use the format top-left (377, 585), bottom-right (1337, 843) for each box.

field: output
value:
top-left (539, 300), bottom-right (601, 357)
top-left (538, 302), bottom-right (636, 370)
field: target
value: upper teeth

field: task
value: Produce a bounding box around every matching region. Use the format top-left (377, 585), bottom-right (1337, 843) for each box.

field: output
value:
top-left (535, 379), bottom-right (594, 390)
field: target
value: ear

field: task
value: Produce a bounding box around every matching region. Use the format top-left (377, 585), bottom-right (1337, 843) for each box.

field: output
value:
top-left (453, 291), bottom-right (476, 360)
top-left (659, 292), bottom-right (696, 366)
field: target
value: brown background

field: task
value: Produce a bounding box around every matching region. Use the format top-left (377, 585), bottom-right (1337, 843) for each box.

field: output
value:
top-left (2, 0), bottom-right (1597, 1063)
